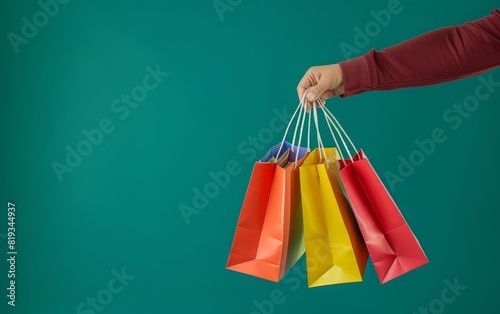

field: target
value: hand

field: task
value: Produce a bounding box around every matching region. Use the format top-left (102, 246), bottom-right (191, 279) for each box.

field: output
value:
top-left (297, 64), bottom-right (345, 108)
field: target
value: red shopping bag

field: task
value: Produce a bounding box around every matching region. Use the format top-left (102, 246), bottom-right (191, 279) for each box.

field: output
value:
top-left (339, 151), bottom-right (428, 283)
top-left (318, 104), bottom-right (428, 284)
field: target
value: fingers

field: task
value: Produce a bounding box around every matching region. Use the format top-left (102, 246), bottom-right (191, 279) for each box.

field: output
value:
top-left (297, 71), bottom-right (314, 102)
top-left (304, 88), bottom-right (345, 112)
top-left (297, 64), bottom-right (344, 105)
top-left (303, 80), bottom-right (334, 112)
top-left (306, 80), bottom-right (331, 103)
top-left (304, 91), bottom-right (329, 111)
top-left (305, 65), bottom-right (342, 103)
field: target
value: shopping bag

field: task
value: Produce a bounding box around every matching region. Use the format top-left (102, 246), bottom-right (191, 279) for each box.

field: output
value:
top-left (226, 103), bottom-right (310, 282)
top-left (299, 107), bottom-right (368, 287)
top-left (319, 104), bottom-right (428, 284)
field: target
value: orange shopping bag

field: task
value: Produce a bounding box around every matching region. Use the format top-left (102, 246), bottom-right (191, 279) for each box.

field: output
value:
top-left (227, 102), bottom-right (311, 281)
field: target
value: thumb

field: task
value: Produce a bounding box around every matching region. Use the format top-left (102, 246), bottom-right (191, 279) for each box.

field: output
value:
top-left (305, 81), bottom-right (330, 102)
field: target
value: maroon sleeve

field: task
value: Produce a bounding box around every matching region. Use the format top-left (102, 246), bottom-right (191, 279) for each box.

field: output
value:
top-left (338, 9), bottom-right (500, 97)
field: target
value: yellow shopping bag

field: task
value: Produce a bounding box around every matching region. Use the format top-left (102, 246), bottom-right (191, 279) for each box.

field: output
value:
top-left (300, 147), bottom-right (368, 287)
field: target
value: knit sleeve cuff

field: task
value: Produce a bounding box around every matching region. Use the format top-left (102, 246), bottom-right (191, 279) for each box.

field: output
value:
top-left (338, 52), bottom-right (374, 98)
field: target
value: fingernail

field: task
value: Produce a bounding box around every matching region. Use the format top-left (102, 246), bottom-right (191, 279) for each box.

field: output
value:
top-left (306, 92), bottom-right (316, 101)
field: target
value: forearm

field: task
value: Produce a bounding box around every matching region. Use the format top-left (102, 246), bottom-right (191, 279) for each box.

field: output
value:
top-left (339, 10), bottom-right (500, 97)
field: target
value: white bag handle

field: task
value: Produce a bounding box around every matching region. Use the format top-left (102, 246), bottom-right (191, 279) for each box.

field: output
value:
top-left (311, 100), bottom-right (328, 162)
top-left (316, 98), bottom-right (358, 165)
top-left (291, 98), bottom-right (308, 163)
top-left (307, 103), bottom-right (312, 151)
top-left (322, 102), bottom-right (358, 154)
top-left (276, 103), bottom-right (300, 158)
top-left (276, 89), bottom-right (311, 163)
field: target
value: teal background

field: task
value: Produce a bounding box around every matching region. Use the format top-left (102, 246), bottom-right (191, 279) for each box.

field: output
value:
top-left (0, 0), bottom-right (499, 313)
